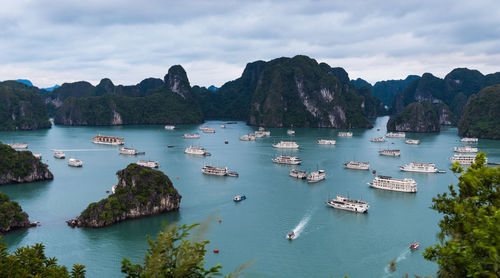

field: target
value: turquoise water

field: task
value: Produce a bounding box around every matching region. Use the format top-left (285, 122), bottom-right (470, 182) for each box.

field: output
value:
top-left (1, 116), bottom-right (499, 278)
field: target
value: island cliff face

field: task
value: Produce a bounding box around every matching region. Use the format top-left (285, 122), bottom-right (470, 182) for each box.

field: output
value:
top-left (67, 164), bottom-right (181, 228)
top-left (0, 190), bottom-right (36, 233)
top-left (387, 101), bottom-right (440, 132)
top-left (458, 85), bottom-right (500, 139)
top-left (0, 142), bottom-right (53, 185)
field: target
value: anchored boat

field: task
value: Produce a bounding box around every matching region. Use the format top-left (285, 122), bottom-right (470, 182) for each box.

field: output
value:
top-left (405, 139), bottom-right (420, 145)
top-left (164, 125), bottom-right (175, 130)
top-left (325, 195), bottom-right (369, 213)
top-left (183, 133), bottom-right (200, 139)
top-left (453, 145), bottom-right (478, 153)
top-left (92, 134), bottom-right (124, 145)
top-left (7, 143), bottom-right (28, 149)
top-left (240, 134), bottom-right (256, 141)
top-left (450, 154), bottom-right (487, 165)
top-left (370, 137), bottom-right (386, 142)
top-left (272, 155), bottom-right (302, 165)
top-left (68, 158), bottom-right (83, 167)
top-left (368, 175), bottom-right (417, 193)
top-left (307, 170), bottom-right (326, 183)
top-left (317, 139), bottom-right (336, 145)
top-left (184, 146), bottom-right (211, 156)
top-left (379, 149), bottom-right (401, 157)
top-left (272, 141), bottom-right (299, 149)
top-left (137, 160), bottom-right (159, 168)
top-left (386, 132), bottom-right (405, 138)
top-left (461, 137), bottom-right (478, 143)
top-left (54, 151), bottom-right (66, 159)
top-left (289, 169), bottom-right (307, 179)
top-left (400, 162), bottom-right (438, 173)
top-left (338, 131), bottom-right (352, 137)
top-left (344, 161), bottom-right (370, 170)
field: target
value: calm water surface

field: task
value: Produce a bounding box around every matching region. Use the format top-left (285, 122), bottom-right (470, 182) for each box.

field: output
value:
top-left (1, 116), bottom-right (499, 278)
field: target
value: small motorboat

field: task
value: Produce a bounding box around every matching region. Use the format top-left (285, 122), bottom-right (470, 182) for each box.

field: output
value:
top-left (286, 231), bottom-right (295, 240)
top-left (225, 139), bottom-right (228, 144)
top-left (409, 242), bottom-right (420, 250)
top-left (167, 145), bottom-right (174, 148)
top-left (227, 171), bottom-right (239, 177)
top-left (233, 194), bottom-right (246, 202)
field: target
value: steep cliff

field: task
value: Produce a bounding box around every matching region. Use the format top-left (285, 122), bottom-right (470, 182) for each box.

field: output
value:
top-left (54, 65), bottom-right (204, 125)
top-left (458, 85), bottom-right (500, 139)
top-left (67, 164), bottom-right (181, 228)
top-left (0, 82), bottom-right (51, 131)
top-left (0, 190), bottom-right (36, 233)
top-left (387, 101), bottom-right (440, 132)
top-left (0, 142), bottom-right (53, 185)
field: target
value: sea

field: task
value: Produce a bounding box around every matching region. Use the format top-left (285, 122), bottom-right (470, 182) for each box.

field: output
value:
top-left (1, 116), bottom-right (499, 278)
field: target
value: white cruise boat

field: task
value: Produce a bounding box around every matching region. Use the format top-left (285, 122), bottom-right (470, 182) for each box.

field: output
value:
top-left (338, 131), bottom-right (353, 137)
top-left (137, 160), bottom-right (159, 168)
top-left (183, 133), bottom-right (200, 139)
top-left (272, 155), bottom-right (302, 165)
top-left (287, 129), bottom-right (295, 135)
top-left (120, 147), bottom-right (139, 155)
top-left (92, 134), bottom-right (124, 145)
top-left (344, 161), bottom-right (370, 170)
top-left (289, 169), bottom-right (307, 179)
top-left (202, 165), bottom-right (228, 176)
top-left (453, 146), bottom-right (478, 153)
top-left (68, 158), bottom-right (83, 167)
top-left (461, 137), bottom-right (478, 143)
top-left (325, 195), bottom-right (369, 213)
top-left (368, 175), bottom-right (417, 193)
top-left (450, 154), bottom-right (487, 165)
top-left (254, 131), bottom-right (266, 138)
top-left (272, 141), bottom-right (299, 149)
top-left (400, 162), bottom-right (438, 173)
top-left (379, 149), bottom-right (401, 157)
top-left (54, 151), bottom-right (66, 159)
top-left (386, 132), bottom-right (406, 138)
top-left (240, 134), bottom-right (256, 141)
top-left (8, 143), bottom-right (28, 149)
top-left (370, 137), bottom-right (386, 142)
top-left (307, 170), bottom-right (326, 183)
top-left (405, 139), bottom-right (420, 145)
top-left (317, 139), bottom-right (336, 145)
top-left (184, 146), bottom-right (210, 156)
top-left (200, 127), bottom-right (216, 133)
top-left (164, 125), bottom-right (175, 130)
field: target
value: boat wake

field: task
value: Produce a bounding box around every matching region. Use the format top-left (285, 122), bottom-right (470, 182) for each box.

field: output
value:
top-left (382, 248), bottom-right (411, 277)
top-left (290, 211), bottom-right (313, 239)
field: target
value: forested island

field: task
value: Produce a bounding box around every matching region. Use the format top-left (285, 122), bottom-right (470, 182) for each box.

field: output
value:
top-left (0, 142), bottom-right (53, 185)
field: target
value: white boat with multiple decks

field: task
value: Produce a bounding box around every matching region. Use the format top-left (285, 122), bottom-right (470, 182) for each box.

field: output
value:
top-left (137, 160), bottom-right (159, 168)
top-left (202, 165), bottom-right (228, 176)
top-left (307, 170), bottom-right (326, 183)
top-left (92, 134), bottom-right (124, 145)
top-left (8, 143), bottom-right (28, 149)
top-left (164, 125), bottom-right (175, 130)
top-left (317, 139), bottom-right (336, 145)
top-left (184, 146), bottom-right (211, 156)
top-left (461, 137), bottom-right (478, 143)
top-left (454, 146), bottom-right (478, 153)
top-left (370, 137), bottom-right (386, 142)
top-left (338, 131), bottom-right (353, 137)
top-left (54, 151), bottom-right (66, 159)
top-left (344, 161), bottom-right (370, 170)
top-left (272, 141), bottom-right (299, 149)
top-left (200, 127), bottom-right (216, 133)
top-left (379, 149), bottom-right (401, 157)
top-left (386, 132), bottom-right (406, 138)
top-left (289, 169), bottom-right (307, 179)
top-left (400, 162), bottom-right (438, 173)
top-left (183, 133), bottom-right (200, 139)
top-left (405, 139), bottom-right (420, 145)
top-left (68, 158), bottom-right (83, 167)
top-left (287, 129), bottom-right (295, 135)
top-left (272, 155), bottom-right (302, 165)
top-left (325, 195), bottom-right (369, 213)
top-left (240, 133), bottom-right (256, 141)
top-left (254, 131), bottom-right (269, 138)
top-left (368, 175), bottom-right (417, 193)
top-left (450, 154), bottom-right (487, 165)
top-left (120, 147), bottom-right (139, 155)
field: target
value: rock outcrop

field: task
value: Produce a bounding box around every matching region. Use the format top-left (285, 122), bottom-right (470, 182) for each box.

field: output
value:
top-left (0, 190), bottom-right (37, 233)
top-left (67, 164), bottom-right (181, 228)
top-left (458, 85), bottom-right (500, 139)
top-left (0, 142), bottom-right (53, 185)
top-left (387, 101), bottom-right (440, 132)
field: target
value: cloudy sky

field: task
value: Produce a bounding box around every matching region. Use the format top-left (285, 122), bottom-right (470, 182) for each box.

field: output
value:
top-left (1, 0), bottom-right (499, 88)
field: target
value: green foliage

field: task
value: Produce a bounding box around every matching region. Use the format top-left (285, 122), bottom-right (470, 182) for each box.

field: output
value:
top-left (0, 142), bottom-right (49, 181)
top-left (0, 82), bottom-right (51, 131)
top-left (0, 238), bottom-right (85, 277)
top-left (0, 190), bottom-right (28, 231)
top-left (387, 101), bottom-right (440, 132)
top-left (423, 153), bottom-right (500, 277)
top-left (121, 223), bottom-right (222, 278)
top-left (371, 75), bottom-right (420, 106)
top-left (458, 85), bottom-right (500, 139)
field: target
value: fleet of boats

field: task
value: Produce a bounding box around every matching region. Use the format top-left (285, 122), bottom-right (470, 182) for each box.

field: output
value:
top-left (344, 161), bottom-right (370, 170)
top-left (405, 139), bottom-right (420, 145)
top-left (317, 139), bottom-right (336, 145)
top-left (137, 160), bottom-right (159, 168)
top-left (378, 149), bottom-right (401, 157)
top-left (454, 145), bottom-right (478, 153)
top-left (307, 170), bottom-right (326, 183)
top-left (386, 132), bottom-right (405, 138)
top-left (92, 134), bottom-right (124, 145)
top-left (338, 131), bottom-right (352, 137)
top-left (368, 175), bottom-right (417, 193)
top-left (273, 155), bottom-right (302, 165)
top-left (325, 195), bottom-right (369, 213)
top-left (272, 141), bottom-right (299, 149)
top-left (68, 158), bottom-right (83, 167)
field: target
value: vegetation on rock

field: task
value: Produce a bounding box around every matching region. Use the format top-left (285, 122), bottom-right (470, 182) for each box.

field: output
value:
top-left (0, 191), bottom-right (32, 233)
top-left (458, 85), bottom-right (500, 139)
top-left (0, 142), bottom-right (53, 185)
top-left (387, 101), bottom-right (440, 132)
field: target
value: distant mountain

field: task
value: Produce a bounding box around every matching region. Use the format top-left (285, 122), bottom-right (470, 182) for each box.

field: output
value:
top-left (207, 85), bottom-right (219, 92)
top-left (372, 75), bottom-right (420, 106)
top-left (53, 66), bottom-right (204, 126)
top-left (458, 85), bottom-right (500, 139)
top-left (351, 78), bottom-right (372, 89)
top-left (41, 85), bottom-right (60, 92)
top-left (15, 79), bottom-right (33, 87)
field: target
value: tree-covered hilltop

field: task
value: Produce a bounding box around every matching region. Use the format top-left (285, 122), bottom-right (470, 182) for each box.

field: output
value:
top-left (0, 190), bottom-right (35, 233)
top-left (68, 164), bottom-right (181, 228)
top-left (0, 142), bottom-right (53, 185)
top-left (0, 81), bottom-right (51, 131)
top-left (53, 65), bottom-right (204, 125)
top-left (458, 85), bottom-right (500, 139)
top-left (387, 101), bottom-right (440, 132)
top-left (352, 75), bottom-right (420, 107)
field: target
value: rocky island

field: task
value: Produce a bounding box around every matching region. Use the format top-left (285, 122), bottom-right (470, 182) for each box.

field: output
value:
top-left (0, 190), bottom-right (37, 233)
top-left (458, 85), bottom-right (500, 139)
top-left (67, 164), bottom-right (181, 228)
top-left (386, 101), bottom-right (440, 132)
top-left (0, 142), bottom-right (53, 185)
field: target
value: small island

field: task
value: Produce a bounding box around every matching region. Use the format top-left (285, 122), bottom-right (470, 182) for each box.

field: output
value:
top-left (0, 190), bottom-right (37, 233)
top-left (67, 163), bottom-right (181, 228)
top-left (0, 142), bottom-right (53, 185)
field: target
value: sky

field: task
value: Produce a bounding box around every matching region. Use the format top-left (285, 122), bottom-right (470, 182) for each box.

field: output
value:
top-left (1, 0), bottom-right (499, 88)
